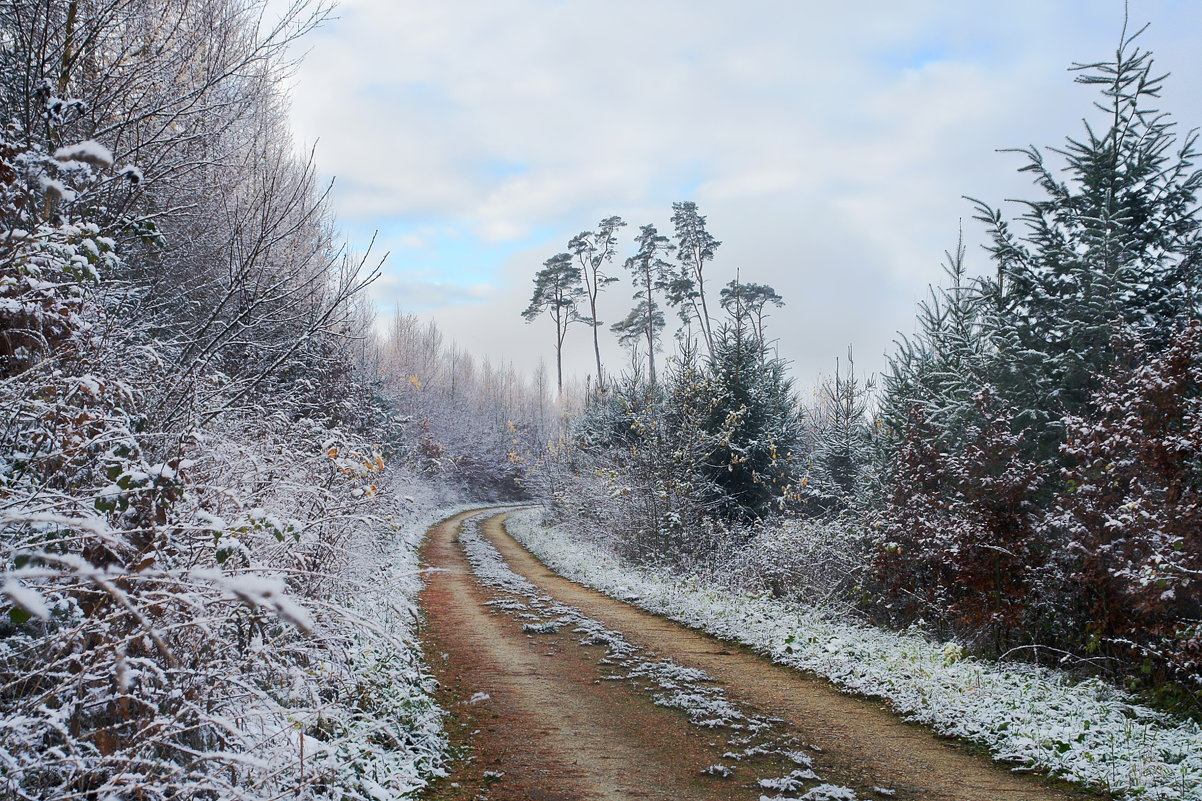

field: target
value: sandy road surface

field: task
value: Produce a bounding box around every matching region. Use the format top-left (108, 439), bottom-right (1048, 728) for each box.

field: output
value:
top-left (419, 508), bottom-right (1101, 801)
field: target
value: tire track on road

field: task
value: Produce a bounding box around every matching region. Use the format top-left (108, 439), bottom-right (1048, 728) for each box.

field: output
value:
top-left (420, 508), bottom-right (1101, 801)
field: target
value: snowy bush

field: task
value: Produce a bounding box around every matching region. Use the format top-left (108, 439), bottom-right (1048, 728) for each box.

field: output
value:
top-left (705, 515), bottom-right (867, 609)
top-left (0, 3), bottom-right (464, 797)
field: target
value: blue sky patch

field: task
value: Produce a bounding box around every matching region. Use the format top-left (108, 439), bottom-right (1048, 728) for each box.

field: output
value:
top-left (339, 216), bottom-right (557, 310)
top-left (880, 41), bottom-right (950, 71)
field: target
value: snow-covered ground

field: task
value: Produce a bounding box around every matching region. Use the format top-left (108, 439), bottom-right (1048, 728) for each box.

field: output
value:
top-left (505, 508), bottom-right (1202, 801)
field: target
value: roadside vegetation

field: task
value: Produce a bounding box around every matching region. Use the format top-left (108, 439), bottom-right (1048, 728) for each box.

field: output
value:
top-left (0, 1), bottom-right (539, 798)
top-left (524, 26), bottom-right (1202, 734)
top-left (3, 2), bottom-right (1201, 799)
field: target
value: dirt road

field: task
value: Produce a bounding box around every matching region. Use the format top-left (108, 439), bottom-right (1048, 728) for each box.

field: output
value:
top-left (419, 508), bottom-right (1101, 801)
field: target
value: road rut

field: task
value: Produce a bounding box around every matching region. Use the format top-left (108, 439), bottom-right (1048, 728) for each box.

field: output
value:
top-left (419, 508), bottom-right (1101, 801)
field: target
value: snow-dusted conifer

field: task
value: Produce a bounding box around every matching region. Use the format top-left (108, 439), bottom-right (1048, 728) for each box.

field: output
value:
top-left (678, 316), bottom-right (802, 521)
top-left (971, 24), bottom-right (1202, 451)
top-left (804, 349), bottom-right (876, 514)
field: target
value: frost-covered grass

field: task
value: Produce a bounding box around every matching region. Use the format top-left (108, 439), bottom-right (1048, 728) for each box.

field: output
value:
top-left (245, 501), bottom-right (521, 799)
top-left (506, 508), bottom-right (1202, 801)
top-left (305, 500), bottom-right (488, 798)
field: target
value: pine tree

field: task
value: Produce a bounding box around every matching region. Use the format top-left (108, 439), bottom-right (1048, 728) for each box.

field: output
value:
top-left (719, 280), bottom-right (784, 345)
top-left (877, 27), bottom-right (1202, 672)
top-left (569, 215), bottom-right (626, 392)
top-left (522, 252), bottom-right (582, 395)
top-left (611, 299), bottom-right (666, 364)
top-left (668, 201), bottom-right (721, 354)
top-left (616, 224), bottom-right (674, 383)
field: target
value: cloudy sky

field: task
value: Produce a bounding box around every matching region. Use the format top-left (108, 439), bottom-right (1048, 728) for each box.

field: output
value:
top-left (279, 0), bottom-right (1202, 392)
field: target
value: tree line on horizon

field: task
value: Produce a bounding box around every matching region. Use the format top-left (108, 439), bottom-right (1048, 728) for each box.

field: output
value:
top-left (3, 5), bottom-right (1201, 800)
top-left (521, 201), bottom-right (784, 395)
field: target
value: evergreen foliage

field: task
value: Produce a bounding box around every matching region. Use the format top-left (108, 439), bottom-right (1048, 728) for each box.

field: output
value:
top-left (610, 299), bottom-right (666, 361)
top-left (971, 24), bottom-right (1202, 450)
top-left (668, 201), bottom-right (721, 353)
top-left (878, 237), bottom-right (992, 456)
top-left (615, 223), bottom-right (674, 383)
top-left (804, 351), bottom-right (876, 514)
top-left (526, 24), bottom-right (1202, 715)
top-left (719, 280), bottom-right (784, 345)
top-left (685, 319), bottom-right (802, 521)
top-left (522, 252), bottom-right (582, 394)
top-left (873, 26), bottom-right (1202, 699)
top-left (569, 215), bottom-right (626, 391)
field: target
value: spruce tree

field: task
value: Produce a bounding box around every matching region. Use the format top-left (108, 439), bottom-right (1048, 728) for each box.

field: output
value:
top-left (671, 316), bottom-right (801, 521)
top-left (879, 236), bottom-right (992, 455)
top-left (972, 25), bottom-right (1202, 451)
top-left (806, 349), bottom-right (876, 513)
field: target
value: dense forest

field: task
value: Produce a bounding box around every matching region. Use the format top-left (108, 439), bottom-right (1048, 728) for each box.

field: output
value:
top-left (526, 27), bottom-right (1202, 714)
top-left (0, 0), bottom-right (535, 797)
top-left (1, 1), bottom-right (1200, 799)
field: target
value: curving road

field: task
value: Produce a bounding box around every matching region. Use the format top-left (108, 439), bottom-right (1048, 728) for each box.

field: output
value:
top-left (418, 508), bottom-right (1101, 801)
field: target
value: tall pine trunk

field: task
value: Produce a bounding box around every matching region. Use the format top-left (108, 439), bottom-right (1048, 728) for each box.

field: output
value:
top-left (590, 295), bottom-right (604, 392)
top-left (645, 270), bottom-right (657, 384)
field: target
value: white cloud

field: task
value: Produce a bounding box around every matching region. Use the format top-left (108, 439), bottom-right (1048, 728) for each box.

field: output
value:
top-left (286, 0), bottom-right (1202, 388)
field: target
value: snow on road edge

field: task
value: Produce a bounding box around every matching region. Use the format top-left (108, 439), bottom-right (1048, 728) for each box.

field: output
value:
top-left (328, 501), bottom-right (507, 798)
top-left (504, 508), bottom-right (1202, 801)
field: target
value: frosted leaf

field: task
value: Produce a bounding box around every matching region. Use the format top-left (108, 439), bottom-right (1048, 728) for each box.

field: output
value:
top-left (39, 176), bottom-right (75, 203)
top-left (195, 511), bottom-right (228, 531)
top-left (117, 165), bottom-right (143, 185)
top-left (197, 571), bottom-right (314, 634)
